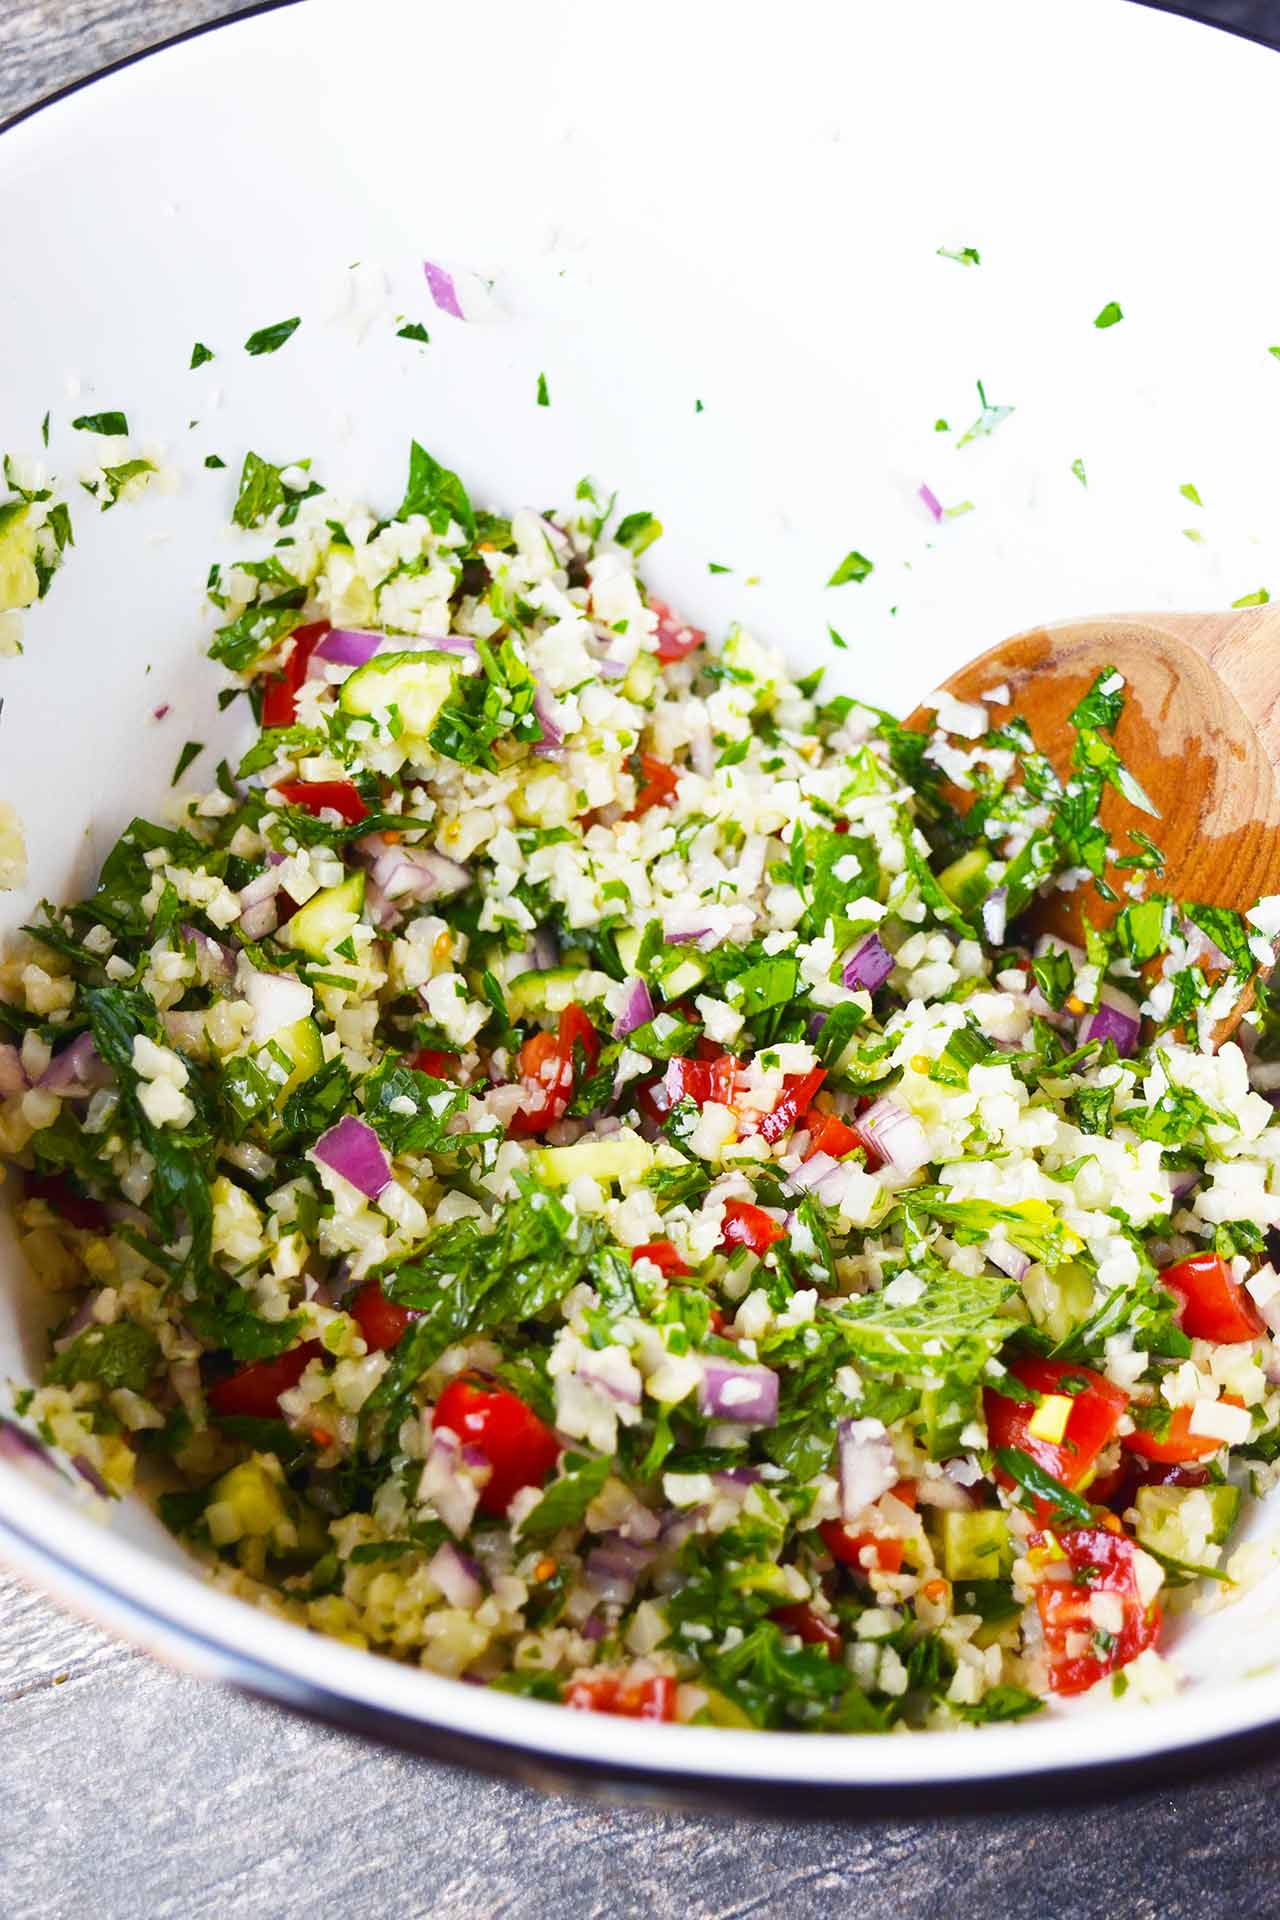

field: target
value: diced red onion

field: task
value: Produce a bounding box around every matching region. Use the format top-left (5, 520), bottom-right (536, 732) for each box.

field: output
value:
top-left (71, 1453), bottom-right (110, 1498)
top-left (242, 967), bottom-right (313, 1044)
top-left (918, 483), bottom-right (944, 523)
top-left (856, 1098), bottom-right (930, 1175)
top-left (581, 1613), bottom-right (606, 1642)
top-left (841, 931), bottom-right (894, 992)
top-left (152, 703), bottom-right (170, 721)
top-left (1168, 1167), bottom-right (1199, 1201)
top-left (362, 874), bottom-right (403, 933)
top-left (431, 635), bottom-right (479, 660)
top-left (0, 1416), bottom-right (59, 1474)
top-left (785, 1150), bottom-right (840, 1195)
top-left (578, 1349), bottom-right (642, 1407)
top-left (981, 887), bottom-right (1008, 947)
top-left (52, 1295), bottom-right (98, 1350)
top-left (915, 1473), bottom-right (974, 1511)
top-left (663, 904), bottom-right (755, 951)
top-left (423, 258), bottom-right (465, 319)
top-left (597, 657), bottom-right (628, 681)
top-left (313, 627), bottom-right (384, 669)
top-left (985, 1236), bottom-right (1031, 1282)
top-left (532, 923), bottom-right (560, 972)
top-left (838, 1417), bottom-right (897, 1521)
top-left (238, 898), bottom-right (278, 940)
top-left (533, 683), bottom-right (564, 758)
top-left (612, 977), bottom-right (654, 1040)
top-left (421, 1427), bottom-right (487, 1535)
top-left (372, 844), bottom-right (470, 903)
top-left (0, 1042), bottom-right (26, 1096)
top-left (38, 1033), bottom-right (111, 1098)
top-left (180, 923), bottom-right (237, 982)
top-left (1078, 987), bottom-right (1141, 1057)
top-left (427, 1539), bottom-right (484, 1609)
top-left (698, 1361), bottom-right (778, 1426)
top-left (313, 1114), bottom-right (391, 1199)
top-left (585, 1536), bottom-right (657, 1602)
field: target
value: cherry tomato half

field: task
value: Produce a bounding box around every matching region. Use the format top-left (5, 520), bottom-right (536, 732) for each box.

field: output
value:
top-left (1032, 1525), bottom-right (1161, 1696)
top-left (718, 1199), bottom-right (785, 1257)
top-left (1162, 1252), bottom-right (1264, 1344)
top-left (207, 1340), bottom-right (324, 1420)
top-left (433, 1376), bottom-right (560, 1516)
top-left (349, 1279), bottom-right (417, 1353)
top-left (984, 1357), bottom-right (1128, 1519)
top-left (275, 779), bottom-right (369, 825)
top-left (564, 1671), bottom-right (677, 1720)
top-left (260, 621), bottom-right (330, 730)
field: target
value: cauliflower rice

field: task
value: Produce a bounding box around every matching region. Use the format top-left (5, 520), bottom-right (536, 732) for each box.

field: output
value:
top-left (4, 439), bottom-right (1280, 1732)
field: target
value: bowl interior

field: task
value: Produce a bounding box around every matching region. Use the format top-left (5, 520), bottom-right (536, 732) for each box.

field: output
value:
top-left (4, 0), bottom-right (1280, 1791)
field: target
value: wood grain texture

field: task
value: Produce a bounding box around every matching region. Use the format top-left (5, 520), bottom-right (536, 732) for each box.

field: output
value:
top-left (7, 9), bottom-right (1280, 1920)
top-left (929, 609), bottom-right (1280, 927)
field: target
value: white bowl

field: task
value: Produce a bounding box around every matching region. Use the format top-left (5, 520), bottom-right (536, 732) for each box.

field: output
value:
top-left (4, 0), bottom-right (1280, 1810)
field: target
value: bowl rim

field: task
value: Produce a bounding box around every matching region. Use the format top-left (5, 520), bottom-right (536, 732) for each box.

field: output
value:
top-left (4, 0), bottom-right (1280, 1813)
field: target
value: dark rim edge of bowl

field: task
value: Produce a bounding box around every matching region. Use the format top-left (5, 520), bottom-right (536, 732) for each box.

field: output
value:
top-left (2, 0), bottom-right (1279, 1815)
top-left (0, 0), bottom-right (307, 137)
top-left (4, 1505), bottom-right (1279, 1816)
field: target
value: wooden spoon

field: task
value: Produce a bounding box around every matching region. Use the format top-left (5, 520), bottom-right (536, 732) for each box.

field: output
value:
top-left (906, 608), bottom-right (1280, 1028)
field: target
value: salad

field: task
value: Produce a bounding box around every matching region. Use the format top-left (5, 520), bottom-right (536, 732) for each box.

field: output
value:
top-left (4, 440), bottom-right (1280, 1734)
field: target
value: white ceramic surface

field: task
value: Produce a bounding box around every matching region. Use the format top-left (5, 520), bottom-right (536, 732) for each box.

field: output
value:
top-left (3, 0), bottom-right (1280, 1798)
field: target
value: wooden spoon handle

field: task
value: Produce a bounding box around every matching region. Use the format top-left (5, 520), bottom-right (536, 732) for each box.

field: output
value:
top-left (1142, 607), bottom-right (1280, 771)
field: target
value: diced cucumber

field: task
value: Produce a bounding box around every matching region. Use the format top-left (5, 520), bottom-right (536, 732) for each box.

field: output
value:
top-left (606, 927), bottom-right (707, 1000)
top-left (0, 503), bottom-right (38, 612)
top-left (623, 652), bottom-right (659, 703)
top-left (1022, 1260), bottom-right (1095, 1345)
top-left (527, 1129), bottom-right (655, 1188)
top-left (273, 1016), bottom-right (324, 1102)
top-left (1135, 1482), bottom-right (1242, 1563)
top-left (322, 542), bottom-right (377, 628)
top-left (283, 871), bottom-right (365, 960)
top-left (938, 848), bottom-right (991, 914)
top-left (506, 966), bottom-right (614, 1018)
top-left (210, 1457), bottom-right (287, 1539)
top-left (920, 1380), bottom-right (982, 1460)
top-left (658, 953), bottom-right (710, 1000)
top-left (614, 927), bottom-right (643, 973)
top-left (339, 649), bottom-right (458, 737)
top-left (935, 1508), bottom-right (1011, 1582)
top-left (697, 1688), bottom-right (755, 1729)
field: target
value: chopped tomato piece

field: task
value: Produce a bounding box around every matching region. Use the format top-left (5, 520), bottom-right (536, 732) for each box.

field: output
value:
top-left (984, 1357), bottom-right (1128, 1519)
top-left (564, 1671), bottom-right (677, 1720)
top-left (508, 1003), bottom-right (600, 1138)
top-left (24, 1172), bottom-right (110, 1232)
top-left (771, 1603), bottom-right (843, 1654)
top-left (718, 1198), bottom-right (785, 1256)
top-left (207, 1340), bottom-right (324, 1419)
top-left (433, 1375), bottom-right (560, 1516)
top-left (631, 1240), bottom-right (689, 1277)
top-left (1121, 1404), bottom-right (1222, 1465)
top-left (260, 620), bottom-right (330, 729)
top-left (349, 1279), bottom-right (417, 1353)
top-left (1032, 1525), bottom-right (1162, 1695)
top-left (820, 1521), bottom-right (904, 1575)
top-left (803, 1107), bottom-right (862, 1160)
top-left (407, 1048), bottom-right (461, 1079)
top-left (275, 778), bottom-right (369, 825)
top-left (649, 597), bottom-right (706, 665)
top-left (1162, 1252), bottom-right (1264, 1344)
top-left (759, 1067), bottom-right (826, 1145)
top-left (624, 753), bottom-right (680, 820)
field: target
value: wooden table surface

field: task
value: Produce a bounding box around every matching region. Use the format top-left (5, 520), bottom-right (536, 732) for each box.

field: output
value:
top-left (5, 7), bottom-right (1280, 1917)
